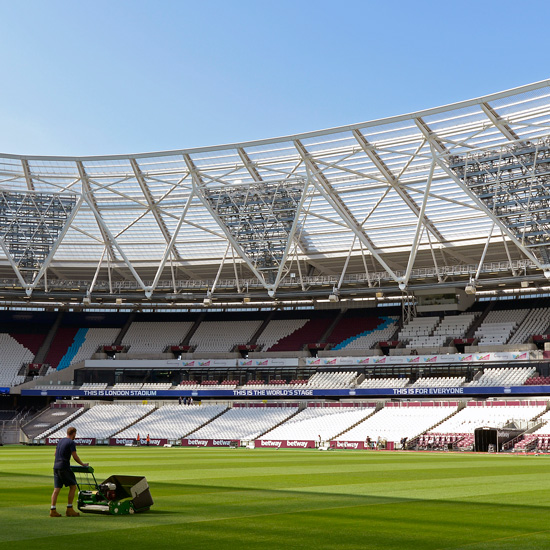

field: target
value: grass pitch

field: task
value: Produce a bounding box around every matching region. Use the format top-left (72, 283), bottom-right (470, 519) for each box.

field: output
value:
top-left (2, 447), bottom-right (550, 549)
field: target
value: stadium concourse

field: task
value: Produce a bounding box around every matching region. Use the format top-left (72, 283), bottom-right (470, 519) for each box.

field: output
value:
top-left (4, 81), bottom-right (550, 452)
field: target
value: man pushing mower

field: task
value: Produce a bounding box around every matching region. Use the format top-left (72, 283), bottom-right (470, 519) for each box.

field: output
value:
top-left (50, 426), bottom-right (88, 517)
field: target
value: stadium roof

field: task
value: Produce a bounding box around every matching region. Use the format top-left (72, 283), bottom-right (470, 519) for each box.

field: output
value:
top-left (2, 79), bottom-right (550, 308)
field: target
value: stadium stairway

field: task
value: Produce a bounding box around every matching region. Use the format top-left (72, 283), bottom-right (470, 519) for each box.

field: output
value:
top-left (181, 313), bottom-right (205, 346)
top-left (321, 309), bottom-right (347, 344)
top-left (113, 312), bottom-right (136, 345)
top-left (255, 406), bottom-right (303, 438)
top-left (248, 311), bottom-right (276, 346)
top-left (111, 406), bottom-right (158, 437)
top-left (181, 406), bottom-right (229, 438)
top-left (465, 302), bottom-right (495, 340)
top-left (330, 407), bottom-right (380, 439)
top-left (408, 404), bottom-right (465, 449)
top-left (510, 405), bottom-right (550, 451)
top-left (34, 406), bottom-right (88, 440)
top-left (33, 311), bottom-right (64, 364)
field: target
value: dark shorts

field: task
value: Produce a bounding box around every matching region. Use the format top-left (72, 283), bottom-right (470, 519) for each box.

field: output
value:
top-left (53, 468), bottom-right (77, 488)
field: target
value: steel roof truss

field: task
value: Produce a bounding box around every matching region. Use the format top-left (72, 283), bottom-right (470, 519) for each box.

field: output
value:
top-left (295, 139), bottom-right (400, 280)
top-left (429, 145), bottom-right (546, 270)
top-left (480, 102), bottom-right (521, 142)
top-left (79, 162), bottom-right (148, 291)
top-left (23, 194), bottom-right (83, 295)
top-left (144, 189), bottom-right (195, 298)
top-left (184, 154), bottom-right (274, 292)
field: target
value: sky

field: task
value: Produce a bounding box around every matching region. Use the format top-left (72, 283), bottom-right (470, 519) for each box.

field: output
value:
top-left (0, 0), bottom-right (549, 157)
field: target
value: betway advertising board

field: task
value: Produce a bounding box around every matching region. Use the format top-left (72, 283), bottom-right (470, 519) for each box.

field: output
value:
top-left (181, 438), bottom-right (239, 447)
top-left (330, 441), bottom-right (367, 450)
top-left (46, 437), bottom-right (96, 446)
top-left (109, 438), bottom-right (167, 446)
top-left (254, 440), bottom-right (316, 449)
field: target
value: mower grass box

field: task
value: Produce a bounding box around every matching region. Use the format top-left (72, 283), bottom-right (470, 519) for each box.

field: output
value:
top-left (71, 465), bottom-right (153, 515)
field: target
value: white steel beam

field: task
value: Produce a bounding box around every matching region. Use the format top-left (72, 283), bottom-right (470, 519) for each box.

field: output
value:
top-left (294, 139), bottom-right (401, 281)
top-left (401, 160), bottom-right (436, 288)
top-left (415, 119), bottom-right (548, 271)
top-left (25, 195), bottom-right (84, 294)
top-left (77, 161), bottom-right (149, 291)
top-left (144, 189), bottom-right (195, 298)
top-left (183, 153), bottom-right (274, 292)
top-left (480, 102), bottom-right (521, 142)
top-left (130, 158), bottom-right (198, 281)
top-left (21, 160), bottom-right (35, 191)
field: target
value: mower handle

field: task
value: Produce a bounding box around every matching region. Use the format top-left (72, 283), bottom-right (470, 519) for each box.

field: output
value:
top-left (71, 465), bottom-right (94, 473)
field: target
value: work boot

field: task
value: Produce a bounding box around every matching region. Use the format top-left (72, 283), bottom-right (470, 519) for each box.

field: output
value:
top-left (66, 507), bottom-right (80, 517)
top-left (50, 509), bottom-right (62, 517)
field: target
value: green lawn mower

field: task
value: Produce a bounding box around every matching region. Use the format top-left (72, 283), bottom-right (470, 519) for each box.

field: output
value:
top-left (70, 465), bottom-right (153, 515)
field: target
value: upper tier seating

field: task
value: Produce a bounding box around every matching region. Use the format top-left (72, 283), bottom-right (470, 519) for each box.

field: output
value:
top-left (267, 318), bottom-right (333, 351)
top-left (186, 407), bottom-right (297, 440)
top-left (178, 381), bottom-right (238, 390)
top-left (42, 404), bottom-right (155, 439)
top-left (467, 367), bottom-right (536, 387)
top-left (190, 320), bottom-right (262, 352)
top-left (72, 328), bottom-right (120, 363)
top-left (122, 322), bottom-right (193, 354)
top-left (330, 316), bottom-right (399, 351)
top-left (59, 327), bottom-right (120, 369)
top-left (116, 404), bottom-right (227, 439)
top-left (141, 383), bottom-right (173, 390)
top-left (44, 327), bottom-right (79, 369)
top-left (401, 313), bottom-right (477, 349)
top-left (475, 309), bottom-right (529, 346)
top-left (259, 406), bottom-right (375, 441)
top-left (335, 404), bottom-right (458, 443)
top-left (525, 376), bottom-right (550, 385)
top-left (305, 371), bottom-right (357, 388)
top-left (411, 377), bottom-right (466, 388)
top-left (79, 383), bottom-right (108, 390)
top-left (508, 308), bottom-right (550, 344)
top-left (0, 333), bottom-right (35, 387)
top-left (399, 317), bottom-right (441, 349)
top-left (112, 383), bottom-right (144, 390)
top-left (431, 313), bottom-right (477, 340)
top-left (358, 377), bottom-right (409, 389)
top-left (256, 319), bottom-right (308, 351)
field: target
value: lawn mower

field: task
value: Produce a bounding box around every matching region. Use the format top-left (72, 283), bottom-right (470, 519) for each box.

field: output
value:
top-left (70, 465), bottom-right (153, 515)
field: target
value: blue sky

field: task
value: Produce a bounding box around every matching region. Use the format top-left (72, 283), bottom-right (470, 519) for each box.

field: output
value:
top-left (0, 1), bottom-right (549, 157)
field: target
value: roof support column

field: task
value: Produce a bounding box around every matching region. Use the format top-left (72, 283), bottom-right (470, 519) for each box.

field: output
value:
top-left (401, 159), bottom-right (436, 289)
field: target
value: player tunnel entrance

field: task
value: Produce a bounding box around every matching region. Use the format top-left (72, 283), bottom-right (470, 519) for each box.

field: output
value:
top-left (474, 427), bottom-right (498, 452)
top-left (474, 427), bottom-right (522, 453)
